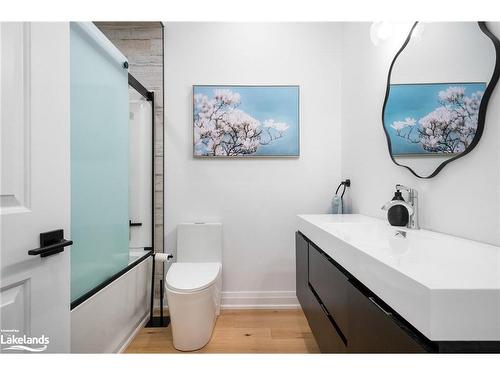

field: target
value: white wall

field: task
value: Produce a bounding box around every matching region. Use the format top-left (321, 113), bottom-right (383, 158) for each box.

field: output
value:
top-left (165, 22), bottom-right (500, 305)
top-left (341, 22), bottom-right (500, 246)
top-left (165, 23), bottom-right (343, 306)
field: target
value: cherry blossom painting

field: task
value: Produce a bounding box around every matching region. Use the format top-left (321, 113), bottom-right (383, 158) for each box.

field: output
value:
top-left (193, 85), bottom-right (299, 157)
top-left (384, 83), bottom-right (486, 155)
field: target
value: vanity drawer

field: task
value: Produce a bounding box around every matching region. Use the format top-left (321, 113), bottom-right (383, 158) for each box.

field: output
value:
top-left (308, 243), bottom-right (349, 337)
top-left (307, 286), bottom-right (347, 353)
top-left (347, 280), bottom-right (428, 353)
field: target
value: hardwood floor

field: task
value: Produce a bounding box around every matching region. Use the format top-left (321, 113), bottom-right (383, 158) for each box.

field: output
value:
top-left (124, 309), bottom-right (320, 353)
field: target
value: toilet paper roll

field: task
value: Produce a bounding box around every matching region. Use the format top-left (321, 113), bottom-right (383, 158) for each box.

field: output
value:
top-left (155, 253), bottom-right (172, 263)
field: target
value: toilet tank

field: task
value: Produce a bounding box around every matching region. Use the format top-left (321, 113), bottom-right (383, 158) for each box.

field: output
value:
top-left (176, 223), bottom-right (222, 263)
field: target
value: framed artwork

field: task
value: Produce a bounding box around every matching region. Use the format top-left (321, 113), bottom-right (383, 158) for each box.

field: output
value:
top-left (193, 85), bottom-right (300, 157)
top-left (384, 82), bottom-right (486, 156)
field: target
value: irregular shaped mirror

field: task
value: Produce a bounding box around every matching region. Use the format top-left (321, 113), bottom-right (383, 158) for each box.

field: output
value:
top-left (383, 22), bottom-right (500, 178)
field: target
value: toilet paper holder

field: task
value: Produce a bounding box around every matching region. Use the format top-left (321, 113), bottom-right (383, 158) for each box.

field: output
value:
top-left (145, 252), bottom-right (174, 328)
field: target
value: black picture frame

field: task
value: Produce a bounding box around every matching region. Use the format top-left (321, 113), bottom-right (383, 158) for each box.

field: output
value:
top-left (382, 22), bottom-right (500, 179)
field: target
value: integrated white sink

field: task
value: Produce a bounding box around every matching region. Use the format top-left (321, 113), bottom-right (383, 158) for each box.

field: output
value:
top-left (298, 214), bottom-right (500, 341)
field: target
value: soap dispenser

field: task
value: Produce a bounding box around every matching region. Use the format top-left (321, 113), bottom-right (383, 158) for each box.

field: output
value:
top-left (387, 189), bottom-right (409, 227)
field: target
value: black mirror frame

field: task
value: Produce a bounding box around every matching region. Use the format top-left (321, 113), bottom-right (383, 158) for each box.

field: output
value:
top-left (382, 21), bottom-right (500, 179)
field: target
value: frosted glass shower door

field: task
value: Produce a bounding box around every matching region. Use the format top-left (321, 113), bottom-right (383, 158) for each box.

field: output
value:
top-left (70, 22), bottom-right (129, 302)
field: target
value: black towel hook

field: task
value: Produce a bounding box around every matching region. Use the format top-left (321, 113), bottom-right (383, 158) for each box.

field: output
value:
top-left (335, 179), bottom-right (351, 198)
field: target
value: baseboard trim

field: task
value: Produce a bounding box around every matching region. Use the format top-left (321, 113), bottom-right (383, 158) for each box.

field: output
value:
top-left (221, 291), bottom-right (299, 309)
top-left (156, 291), bottom-right (299, 310)
top-left (117, 312), bottom-right (150, 353)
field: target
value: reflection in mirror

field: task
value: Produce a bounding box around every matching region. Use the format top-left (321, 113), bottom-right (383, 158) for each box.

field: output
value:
top-left (383, 22), bottom-right (500, 178)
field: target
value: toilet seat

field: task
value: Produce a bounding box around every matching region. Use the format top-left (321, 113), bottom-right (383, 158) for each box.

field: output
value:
top-left (166, 262), bottom-right (221, 293)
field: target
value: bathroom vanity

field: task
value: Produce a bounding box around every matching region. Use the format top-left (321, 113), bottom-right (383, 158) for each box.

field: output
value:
top-left (296, 214), bottom-right (500, 353)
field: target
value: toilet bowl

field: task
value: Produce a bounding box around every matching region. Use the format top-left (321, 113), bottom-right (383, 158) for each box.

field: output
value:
top-left (165, 223), bottom-right (222, 351)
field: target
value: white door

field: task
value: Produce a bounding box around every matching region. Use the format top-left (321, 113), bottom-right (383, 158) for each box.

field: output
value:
top-left (0, 22), bottom-right (70, 353)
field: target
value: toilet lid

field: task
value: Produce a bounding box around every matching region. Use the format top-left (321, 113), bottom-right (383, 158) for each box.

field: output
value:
top-left (166, 262), bottom-right (221, 293)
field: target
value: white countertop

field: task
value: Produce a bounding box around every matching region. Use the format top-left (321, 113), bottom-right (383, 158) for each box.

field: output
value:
top-left (297, 214), bottom-right (500, 341)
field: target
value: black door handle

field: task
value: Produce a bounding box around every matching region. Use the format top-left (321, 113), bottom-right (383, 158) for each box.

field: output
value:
top-left (28, 229), bottom-right (73, 258)
top-left (129, 220), bottom-right (142, 227)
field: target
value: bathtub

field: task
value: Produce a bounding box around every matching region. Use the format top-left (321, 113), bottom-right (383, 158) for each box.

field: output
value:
top-left (70, 250), bottom-right (152, 353)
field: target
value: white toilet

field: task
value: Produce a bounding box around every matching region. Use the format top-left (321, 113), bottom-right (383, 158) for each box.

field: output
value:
top-left (165, 223), bottom-right (222, 351)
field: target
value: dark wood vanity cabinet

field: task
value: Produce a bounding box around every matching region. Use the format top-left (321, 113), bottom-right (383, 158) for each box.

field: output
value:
top-left (296, 232), bottom-right (347, 353)
top-left (295, 231), bottom-right (310, 311)
top-left (296, 231), bottom-right (430, 353)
